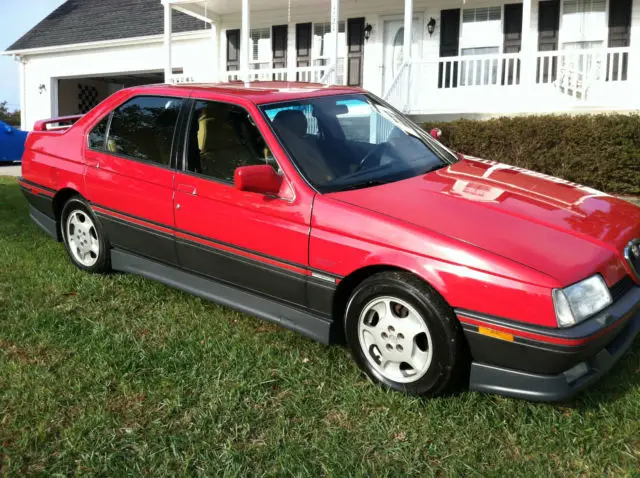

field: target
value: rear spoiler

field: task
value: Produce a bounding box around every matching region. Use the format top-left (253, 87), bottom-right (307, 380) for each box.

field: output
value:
top-left (33, 114), bottom-right (83, 132)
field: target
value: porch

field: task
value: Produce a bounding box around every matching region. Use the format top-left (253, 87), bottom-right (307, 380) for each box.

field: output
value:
top-left (161, 0), bottom-right (640, 115)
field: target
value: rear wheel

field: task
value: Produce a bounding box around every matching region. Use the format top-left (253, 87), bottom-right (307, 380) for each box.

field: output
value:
top-left (345, 271), bottom-right (467, 396)
top-left (61, 197), bottom-right (110, 273)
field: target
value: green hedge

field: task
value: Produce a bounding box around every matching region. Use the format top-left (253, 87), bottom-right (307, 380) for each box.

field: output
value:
top-left (423, 114), bottom-right (640, 196)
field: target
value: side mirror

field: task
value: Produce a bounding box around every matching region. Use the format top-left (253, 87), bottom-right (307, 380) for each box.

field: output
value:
top-left (234, 165), bottom-right (282, 195)
top-left (430, 128), bottom-right (442, 140)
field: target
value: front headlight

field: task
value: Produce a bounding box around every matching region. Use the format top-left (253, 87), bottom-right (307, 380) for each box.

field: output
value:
top-left (552, 275), bottom-right (612, 328)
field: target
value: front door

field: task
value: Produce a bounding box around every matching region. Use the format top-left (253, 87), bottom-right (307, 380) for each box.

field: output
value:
top-left (172, 98), bottom-right (311, 308)
top-left (381, 17), bottom-right (422, 95)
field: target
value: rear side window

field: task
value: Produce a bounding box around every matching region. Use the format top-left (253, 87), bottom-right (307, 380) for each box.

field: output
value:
top-left (106, 96), bottom-right (183, 166)
top-left (88, 116), bottom-right (110, 150)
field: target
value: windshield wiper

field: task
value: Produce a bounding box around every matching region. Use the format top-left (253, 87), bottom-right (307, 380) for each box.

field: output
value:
top-left (340, 179), bottom-right (391, 191)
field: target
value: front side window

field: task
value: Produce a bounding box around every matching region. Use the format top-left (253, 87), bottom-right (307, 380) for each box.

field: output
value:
top-left (88, 115), bottom-right (110, 150)
top-left (261, 94), bottom-right (454, 193)
top-left (107, 96), bottom-right (183, 166)
top-left (185, 100), bottom-right (277, 182)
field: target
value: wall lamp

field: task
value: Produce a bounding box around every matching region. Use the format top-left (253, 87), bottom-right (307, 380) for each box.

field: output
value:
top-left (364, 23), bottom-right (373, 41)
top-left (427, 17), bottom-right (436, 37)
top-left (38, 84), bottom-right (47, 94)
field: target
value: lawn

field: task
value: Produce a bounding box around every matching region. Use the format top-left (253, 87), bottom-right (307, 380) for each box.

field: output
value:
top-left (0, 176), bottom-right (639, 476)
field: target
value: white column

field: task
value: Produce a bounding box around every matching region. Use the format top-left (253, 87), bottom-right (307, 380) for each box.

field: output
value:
top-left (163, 2), bottom-right (172, 82)
top-left (403, 0), bottom-right (413, 64)
top-left (18, 57), bottom-right (27, 130)
top-left (287, 23), bottom-right (297, 82)
top-left (210, 20), bottom-right (219, 82)
top-left (403, 0), bottom-right (413, 108)
top-left (330, 0), bottom-right (340, 82)
top-left (520, 0), bottom-right (534, 85)
top-left (241, 0), bottom-right (250, 82)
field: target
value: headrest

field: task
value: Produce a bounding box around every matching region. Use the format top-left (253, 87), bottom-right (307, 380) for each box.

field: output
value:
top-left (273, 109), bottom-right (308, 138)
top-left (199, 102), bottom-right (226, 120)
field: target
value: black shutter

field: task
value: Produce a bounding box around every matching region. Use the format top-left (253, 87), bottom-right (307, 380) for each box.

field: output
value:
top-left (536, 0), bottom-right (559, 83)
top-left (609, 0), bottom-right (632, 47)
top-left (438, 9), bottom-right (460, 88)
top-left (537, 0), bottom-right (559, 51)
top-left (608, 0), bottom-right (631, 81)
top-left (502, 4), bottom-right (522, 85)
top-left (296, 23), bottom-right (312, 68)
top-left (226, 29), bottom-right (240, 72)
top-left (503, 4), bottom-right (523, 53)
top-left (272, 25), bottom-right (288, 70)
top-left (346, 18), bottom-right (365, 86)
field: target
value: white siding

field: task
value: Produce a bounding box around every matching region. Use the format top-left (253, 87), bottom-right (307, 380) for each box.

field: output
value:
top-left (21, 32), bottom-right (210, 129)
top-left (630, 0), bottom-right (640, 82)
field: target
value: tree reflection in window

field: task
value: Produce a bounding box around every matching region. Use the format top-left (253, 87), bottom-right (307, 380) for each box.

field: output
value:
top-left (107, 96), bottom-right (182, 165)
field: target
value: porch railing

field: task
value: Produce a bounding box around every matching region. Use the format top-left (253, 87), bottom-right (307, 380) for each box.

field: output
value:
top-left (383, 62), bottom-right (410, 112)
top-left (535, 47), bottom-right (630, 99)
top-left (435, 52), bottom-right (522, 89)
top-left (221, 65), bottom-right (329, 83)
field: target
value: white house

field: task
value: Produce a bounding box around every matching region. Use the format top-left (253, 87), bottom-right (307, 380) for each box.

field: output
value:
top-left (3, 0), bottom-right (639, 130)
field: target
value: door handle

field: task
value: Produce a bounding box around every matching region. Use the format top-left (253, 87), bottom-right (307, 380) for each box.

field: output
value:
top-left (176, 183), bottom-right (197, 195)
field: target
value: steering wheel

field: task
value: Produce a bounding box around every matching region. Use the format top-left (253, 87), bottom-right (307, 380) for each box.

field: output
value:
top-left (354, 143), bottom-right (387, 173)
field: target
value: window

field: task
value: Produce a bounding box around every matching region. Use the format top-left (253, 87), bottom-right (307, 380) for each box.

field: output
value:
top-left (462, 7), bottom-right (501, 23)
top-left (107, 96), bottom-right (182, 165)
top-left (88, 115), bottom-right (110, 150)
top-left (185, 100), bottom-right (277, 182)
top-left (461, 47), bottom-right (500, 56)
top-left (312, 21), bottom-right (347, 83)
top-left (261, 94), bottom-right (451, 193)
top-left (459, 6), bottom-right (502, 57)
top-left (313, 21), bottom-right (346, 59)
top-left (250, 27), bottom-right (271, 68)
top-left (561, 0), bottom-right (606, 48)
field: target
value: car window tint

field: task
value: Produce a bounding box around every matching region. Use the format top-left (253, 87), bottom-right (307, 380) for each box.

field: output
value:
top-left (88, 115), bottom-right (110, 150)
top-left (107, 96), bottom-right (182, 165)
top-left (185, 100), bottom-right (278, 182)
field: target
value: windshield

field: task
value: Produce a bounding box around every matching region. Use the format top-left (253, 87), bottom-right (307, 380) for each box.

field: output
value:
top-left (260, 94), bottom-right (455, 193)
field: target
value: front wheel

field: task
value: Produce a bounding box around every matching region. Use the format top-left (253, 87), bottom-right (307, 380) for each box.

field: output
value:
top-left (61, 197), bottom-right (111, 273)
top-left (345, 271), bottom-right (468, 397)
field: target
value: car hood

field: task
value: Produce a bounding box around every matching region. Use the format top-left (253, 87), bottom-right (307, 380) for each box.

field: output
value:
top-left (328, 158), bottom-right (640, 285)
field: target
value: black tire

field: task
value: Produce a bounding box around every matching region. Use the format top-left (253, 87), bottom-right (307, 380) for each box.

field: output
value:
top-left (344, 271), bottom-right (468, 397)
top-left (60, 196), bottom-right (111, 273)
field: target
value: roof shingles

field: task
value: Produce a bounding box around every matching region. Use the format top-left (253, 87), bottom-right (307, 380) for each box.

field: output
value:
top-left (6, 0), bottom-right (206, 52)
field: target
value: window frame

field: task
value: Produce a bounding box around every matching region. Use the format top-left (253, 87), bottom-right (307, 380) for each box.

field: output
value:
top-left (86, 112), bottom-right (114, 152)
top-left (249, 26), bottom-right (273, 69)
top-left (458, 5), bottom-right (504, 55)
top-left (86, 94), bottom-right (187, 171)
top-left (179, 97), bottom-right (286, 187)
top-left (558, 0), bottom-right (609, 48)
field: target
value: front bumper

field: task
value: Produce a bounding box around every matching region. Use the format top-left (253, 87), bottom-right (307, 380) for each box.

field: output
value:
top-left (458, 284), bottom-right (640, 401)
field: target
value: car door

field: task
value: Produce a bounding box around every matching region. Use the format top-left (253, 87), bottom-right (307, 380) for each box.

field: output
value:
top-left (172, 98), bottom-right (311, 308)
top-left (84, 93), bottom-right (185, 265)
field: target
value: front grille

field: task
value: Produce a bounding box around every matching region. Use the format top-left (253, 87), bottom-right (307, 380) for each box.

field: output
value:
top-left (609, 275), bottom-right (635, 302)
top-left (624, 239), bottom-right (640, 281)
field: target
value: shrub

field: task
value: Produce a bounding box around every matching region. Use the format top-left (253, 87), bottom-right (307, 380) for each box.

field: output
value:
top-left (423, 114), bottom-right (640, 196)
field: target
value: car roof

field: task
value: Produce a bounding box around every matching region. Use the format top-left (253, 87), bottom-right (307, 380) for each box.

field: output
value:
top-left (134, 81), bottom-right (364, 105)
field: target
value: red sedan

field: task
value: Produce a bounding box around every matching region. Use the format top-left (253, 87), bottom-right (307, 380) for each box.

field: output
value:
top-left (20, 82), bottom-right (640, 401)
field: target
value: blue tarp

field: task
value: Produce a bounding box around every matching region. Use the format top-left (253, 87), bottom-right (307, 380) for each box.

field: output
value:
top-left (0, 120), bottom-right (27, 163)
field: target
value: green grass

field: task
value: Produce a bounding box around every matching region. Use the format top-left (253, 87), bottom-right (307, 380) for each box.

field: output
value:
top-left (0, 176), bottom-right (639, 476)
